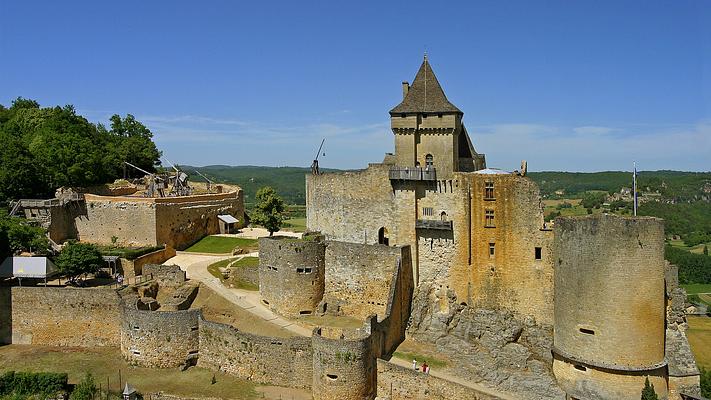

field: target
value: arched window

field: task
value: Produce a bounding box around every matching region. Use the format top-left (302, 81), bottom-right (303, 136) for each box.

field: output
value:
top-left (440, 211), bottom-right (448, 221)
top-left (378, 227), bottom-right (389, 246)
top-left (425, 154), bottom-right (434, 168)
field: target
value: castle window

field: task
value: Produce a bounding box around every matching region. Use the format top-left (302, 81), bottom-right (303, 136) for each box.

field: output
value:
top-left (132, 350), bottom-right (141, 356)
top-left (579, 328), bottom-right (595, 335)
top-left (296, 268), bottom-right (304, 273)
top-left (484, 181), bottom-right (495, 200)
top-left (489, 243), bottom-right (495, 257)
top-left (422, 113), bottom-right (428, 118)
top-left (400, 113), bottom-right (406, 118)
top-left (437, 113), bottom-right (442, 118)
top-left (326, 374), bottom-right (338, 381)
top-left (423, 207), bottom-right (434, 217)
top-left (425, 154), bottom-right (433, 168)
top-left (573, 365), bottom-right (587, 372)
top-left (133, 326), bottom-right (139, 331)
top-left (378, 227), bottom-right (389, 246)
top-left (485, 210), bottom-right (495, 227)
top-left (440, 211), bottom-right (447, 221)
top-left (535, 247), bottom-right (542, 260)
top-left (304, 267), bottom-right (312, 273)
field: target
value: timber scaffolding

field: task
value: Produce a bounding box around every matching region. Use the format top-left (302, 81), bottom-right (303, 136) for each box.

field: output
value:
top-left (9, 193), bottom-right (84, 216)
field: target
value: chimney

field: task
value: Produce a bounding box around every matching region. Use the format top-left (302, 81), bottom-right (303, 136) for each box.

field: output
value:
top-left (402, 81), bottom-right (409, 99)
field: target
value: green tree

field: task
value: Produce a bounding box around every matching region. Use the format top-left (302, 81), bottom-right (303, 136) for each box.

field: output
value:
top-left (704, 245), bottom-right (708, 256)
top-left (250, 186), bottom-right (285, 236)
top-left (701, 367), bottom-right (711, 398)
top-left (640, 377), bottom-right (659, 400)
top-left (0, 214), bottom-right (49, 258)
top-left (69, 373), bottom-right (96, 400)
top-left (109, 114), bottom-right (161, 174)
top-left (55, 242), bottom-right (103, 280)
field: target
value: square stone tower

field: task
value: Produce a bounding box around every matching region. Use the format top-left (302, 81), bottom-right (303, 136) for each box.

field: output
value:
top-left (389, 55), bottom-right (486, 178)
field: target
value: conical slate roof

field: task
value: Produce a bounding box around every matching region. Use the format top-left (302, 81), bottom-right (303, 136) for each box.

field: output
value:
top-left (390, 56), bottom-right (462, 115)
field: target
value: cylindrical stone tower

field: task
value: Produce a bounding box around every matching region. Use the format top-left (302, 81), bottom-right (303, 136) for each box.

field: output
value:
top-left (258, 236), bottom-right (325, 318)
top-left (552, 214), bottom-right (667, 399)
top-left (312, 327), bottom-right (376, 400)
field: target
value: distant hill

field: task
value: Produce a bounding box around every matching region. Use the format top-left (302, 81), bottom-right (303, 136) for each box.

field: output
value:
top-left (528, 170), bottom-right (711, 202)
top-left (186, 165), bottom-right (342, 205)
top-left (187, 165), bottom-right (711, 206)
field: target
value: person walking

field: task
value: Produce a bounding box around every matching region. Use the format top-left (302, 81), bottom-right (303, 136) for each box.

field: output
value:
top-left (412, 359), bottom-right (417, 370)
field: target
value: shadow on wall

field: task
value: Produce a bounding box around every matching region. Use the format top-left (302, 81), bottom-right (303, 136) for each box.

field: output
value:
top-left (0, 287), bottom-right (10, 344)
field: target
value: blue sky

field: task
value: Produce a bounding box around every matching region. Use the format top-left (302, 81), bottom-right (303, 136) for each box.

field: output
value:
top-left (1, 1), bottom-right (709, 171)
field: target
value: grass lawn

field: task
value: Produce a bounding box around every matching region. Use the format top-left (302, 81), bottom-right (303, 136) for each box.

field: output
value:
top-left (393, 350), bottom-right (448, 369)
top-left (0, 345), bottom-right (257, 399)
top-left (687, 316), bottom-right (711, 369)
top-left (682, 284), bottom-right (711, 295)
top-left (207, 257), bottom-right (259, 291)
top-left (392, 339), bottom-right (449, 369)
top-left (185, 236), bottom-right (258, 254)
top-left (282, 217), bottom-right (306, 233)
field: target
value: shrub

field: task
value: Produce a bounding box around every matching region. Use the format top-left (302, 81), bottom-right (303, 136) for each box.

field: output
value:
top-left (0, 371), bottom-right (67, 396)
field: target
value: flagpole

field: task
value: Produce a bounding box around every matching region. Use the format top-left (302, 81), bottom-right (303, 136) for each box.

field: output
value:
top-left (633, 162), bottom-right (637, 217)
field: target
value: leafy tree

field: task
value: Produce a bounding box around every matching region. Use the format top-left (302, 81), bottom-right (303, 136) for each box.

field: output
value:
top-left (250, 186), bottom-right (285, 236)
top-left (665, 245), bottom-right (711, 284)
top-left (55, 242), bottom-right (103, 280)
top-left (640, 377), bottom-right (658, 400)
top-left (69, 373), bottom-right (96, 400)
top-left (701, 367), bottom-right (711, 397)
top-left (581, 191), bottom-right (606, 210)
top-left (109, 114), bottom-right (161, 174)
top-left (0, 214), bottom-right (49, 258)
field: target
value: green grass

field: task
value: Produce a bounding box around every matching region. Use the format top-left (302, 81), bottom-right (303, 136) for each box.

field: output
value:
top-left (688, 317), bottom-right (711, 369)
top-left (682, 284), bottom-right (711, 295)
top-left (185, 236), bottom-right (258, 254)
top-left (282, 217), bottom-right (306, 232)
top-left (0, 345), bottom-right (257, 399)
top-left (393, 351), bottom-right (447, 369)
top-left (96, 245), bottom-right (164, 260)
top-left (207, 257), bottom-right (259, 291)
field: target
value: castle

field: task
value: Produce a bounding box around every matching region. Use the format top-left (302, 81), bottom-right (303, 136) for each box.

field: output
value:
top-left (0, 57), bottom-right (703, 400)
top-left (306, 56), bottom-right (702, 399)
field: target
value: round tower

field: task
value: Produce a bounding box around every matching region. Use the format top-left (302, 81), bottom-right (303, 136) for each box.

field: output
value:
top-left (258, 236), bottom-right (325, 318)
top-left (311, 327), bottom-right (376, 400)
top-left (552, 214), bottom-right (667, 399)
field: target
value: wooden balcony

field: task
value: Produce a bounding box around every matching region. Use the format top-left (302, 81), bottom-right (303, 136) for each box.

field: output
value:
top-left (389, 166), bottom-right (436, 181)
top-left (416, 219), bottom-right (453, 231)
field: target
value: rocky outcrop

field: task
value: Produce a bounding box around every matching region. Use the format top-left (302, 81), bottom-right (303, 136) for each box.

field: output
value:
top-left (408, 285), bottom-right (565, 400)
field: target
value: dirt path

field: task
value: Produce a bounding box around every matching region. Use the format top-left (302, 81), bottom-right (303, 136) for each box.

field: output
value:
top-left (387, 357), bottom-right (518, 400)
top-left (165, 252), bottom-right (312, 337)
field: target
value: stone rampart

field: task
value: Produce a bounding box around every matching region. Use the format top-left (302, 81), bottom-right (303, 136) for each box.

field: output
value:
top-left (120, 246), bottom-right (177, 279)
top-left (372, 246), bottom-right (413, 357)
top-left (120, 305), bottom-right (200, 368)
top-left (258, 237), bottom-right (325, 318)
top-left (376, 359), bottom-right (504, 400)
top-left (323, 241), bottom-right (404, 320)
top-left (312, 326), bottom-right (377, 400)
top-left (10, 287), bottom-right (121, 346)
top-left (198, 318), bottom-right (313, 388)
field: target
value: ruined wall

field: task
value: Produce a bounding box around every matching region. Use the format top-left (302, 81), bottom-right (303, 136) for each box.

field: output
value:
top-left (155, 191), bottom-right (244, 249)
top-left (373, 246), bottom-right (414, 357)
top-left (198, 319), bottom-right (313, 389)
top-left (376, 359), bottom-right (504, 400)
top-left (259, 237), bottom-right (325, 317)
top-left (312, 327), bottom-right (377, 400)
top-left (553, 214), bottom-right (667, 399)
top-left (143, 264), bottom-right (186, 287)
top-left (123, 246), bottom-right (177, 278)
top-left (10, 287), bottom-right (121, 346)
top-left (120, 306), bottom-right (200, 368)
top-left (323, 242), bottom-right (404, 320)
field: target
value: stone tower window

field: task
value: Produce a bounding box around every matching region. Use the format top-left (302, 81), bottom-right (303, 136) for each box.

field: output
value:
top-left (489, 243), bottom-right (495, 257)
top-left (440, 211), bottom-right (447, 221)
top-left (378, 227), bottom-right (389, 246)
top-left (573, 365), bottom-right (587, 372)
top-left (484, 181), bottom-right (495, 200)
top-left (423, 207), bottom-right (434, 217)
top-left (579, 327), bottom-right (595, 335)
top-left (425, 154), bottom-right (433, 168)
top-left (485, 210), bottom-right (495, 227)
top-left (535, 247), bottom-right (542, 260)
top-left (400, 113), bottom-right (406, 118)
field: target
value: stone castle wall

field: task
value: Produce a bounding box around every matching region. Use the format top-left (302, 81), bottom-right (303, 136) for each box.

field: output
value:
top-left (0, 287), bottom-right (11, 344)
top-left (73, 191), bottom-right (244, 249)
top-left (552, 214), bottom-right (668, 399)
top-left (258, 237), bottom-right (326, 317)
top-left (120, 246), bottom-right (177, 279)
top-left (8, 287), bottom-right (121, 346)
top-left (120, 305), bottom-right (200, 368)
top-left (312, 327), bottom-right (377, 400)
top-left (376, 359), bottom-right (504, 400)
top-left (198, 318), bottom-right (313, 389)
top-left (323, 242), bottom-right (405, 320)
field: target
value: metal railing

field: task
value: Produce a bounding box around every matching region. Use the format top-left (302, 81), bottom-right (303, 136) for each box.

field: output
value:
top-left (415, 219), bottom-right (453, 230)
top-left (388, 166), bottom-right (437, 181)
